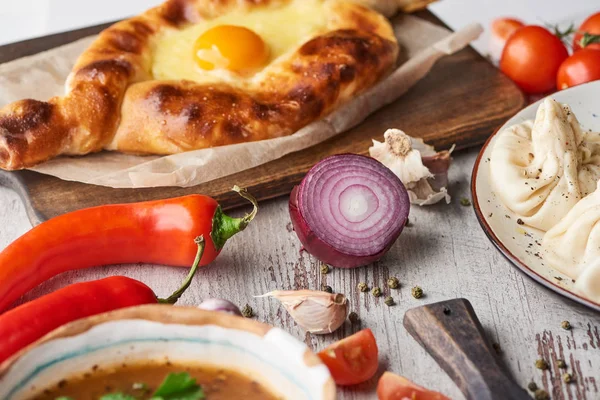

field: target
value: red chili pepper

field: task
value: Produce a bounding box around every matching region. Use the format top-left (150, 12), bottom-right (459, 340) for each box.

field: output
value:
top-left (0, 237), bottom-right (206, 365)
top-left (0, 186), bottom-right (257, 312)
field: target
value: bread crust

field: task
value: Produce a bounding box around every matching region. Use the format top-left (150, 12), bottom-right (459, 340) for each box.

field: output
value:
top-left (0, 0), bottom-right (399, 169)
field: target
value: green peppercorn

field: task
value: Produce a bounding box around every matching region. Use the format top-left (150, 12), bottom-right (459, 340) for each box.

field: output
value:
top-left (384, 296), bottom-right (395, 306)
top-left (348, 312), bottom-right (359, 324)
top-left (357, 282), bottom-right (369, 293)
top-left (460, 197), bottom-right (471, 207)
top-left (372, 287), bottom-right (382, 297)
top-left (534, 389), bottom-right (549, 400)
top-left (320, 264), bottom-right (330, 274)
top-left (557, 359), bottom-right (567, 369)
top-left (323, 285), bottom-right (333, 293)
top-left (411, 286), bottom-right (424, 299)
top-left (241, 304), bottom-right (254, 318)
top-left (535, 359), bottom-right (548, 370)
top-left (387, 277), bottom-right (400, 289)
top-left (563, 373), bottom-right (573, 383)
top-left (527, 381), bottom-right (538, 392)
top-left (561, 320), bottom-right (572, 330)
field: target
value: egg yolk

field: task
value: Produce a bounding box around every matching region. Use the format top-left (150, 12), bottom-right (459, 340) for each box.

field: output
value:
top-left (193, 25), bottom-right (270, 72)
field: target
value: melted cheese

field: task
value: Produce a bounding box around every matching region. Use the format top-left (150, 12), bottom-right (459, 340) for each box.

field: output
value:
top-left (151, 0), bottom-right (328, 84)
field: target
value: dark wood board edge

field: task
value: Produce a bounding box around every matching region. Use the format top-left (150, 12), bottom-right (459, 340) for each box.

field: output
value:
top-left (0, 21), bottom-right (115, 64)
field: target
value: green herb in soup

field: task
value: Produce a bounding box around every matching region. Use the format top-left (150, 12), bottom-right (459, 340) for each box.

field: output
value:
top-left (97, 371), bottom-right (205, 400)
top-left (48, 372), bottom-right (203, 400)
top-left (31, 361), bottom-right (279, 400)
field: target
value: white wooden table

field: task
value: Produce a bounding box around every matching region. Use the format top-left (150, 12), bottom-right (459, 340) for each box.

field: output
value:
top-left (1, 147), bottom-right (599, 399)
top-left (1, 0), bottom-right (599, 398)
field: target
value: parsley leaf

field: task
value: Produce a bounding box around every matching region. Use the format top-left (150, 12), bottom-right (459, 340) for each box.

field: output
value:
top-left (99, 393), bottom-right (137, 400)
top-left (151, 372), bottom-right (205, 400)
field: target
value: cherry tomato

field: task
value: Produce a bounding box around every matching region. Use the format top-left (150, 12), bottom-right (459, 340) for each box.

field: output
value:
top-left (317, 328), bottom-right (378, 386)
top-left (557, 48), bottom-right (600, 89)
top-left (499, 25), bottom-right (568, 94)
top-left (489, 18), bottom-right (525, 60)
top-left (491, 18), bottom-right (525, 41)
top-left (573, 12), bottom-right (600, 51)
top-left (377, 372), bottom-right (450, 400)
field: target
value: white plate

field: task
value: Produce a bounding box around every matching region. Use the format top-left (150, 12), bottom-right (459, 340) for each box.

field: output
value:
top-left (471, 80), bottom-right (600, 312)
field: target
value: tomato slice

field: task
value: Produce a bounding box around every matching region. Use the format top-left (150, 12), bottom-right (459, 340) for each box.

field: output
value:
top-left (573, 12), bottom-right (600, 52)
top-left (317, 328), bottom-right (379, 386)
top-left (557, 48), bottom-right (600, 90)
top-left (377, 372), bottom-right (450, 400)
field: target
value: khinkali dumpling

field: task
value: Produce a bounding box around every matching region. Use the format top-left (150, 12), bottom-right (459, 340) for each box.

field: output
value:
top-left (542, 181), bottom-right (600, 276)
top-left (574, 260), bottom-right (600, 304)
top-left (490, 98), bottom-right (600, 231)
top-left (542, 181), bottom-right (600, 302)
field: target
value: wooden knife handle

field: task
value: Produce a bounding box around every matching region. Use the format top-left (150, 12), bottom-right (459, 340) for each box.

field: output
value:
top-left (403, 298), bottom-right (530, 400)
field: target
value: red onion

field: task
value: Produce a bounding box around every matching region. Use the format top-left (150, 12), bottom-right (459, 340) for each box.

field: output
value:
top-left (198, 298), bottom-right (242, 316)
top-left (289, 154), bottom-right (410, 268)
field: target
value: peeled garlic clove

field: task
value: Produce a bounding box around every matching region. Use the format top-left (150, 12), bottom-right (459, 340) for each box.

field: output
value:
top-left (258, 290), bottom-right (349, 334)
top-left (369, 129), bottom-right (453, 206)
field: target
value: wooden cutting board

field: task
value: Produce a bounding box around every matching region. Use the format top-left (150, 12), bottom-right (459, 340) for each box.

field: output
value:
top-left (0, 10), bottom-right (525, 226)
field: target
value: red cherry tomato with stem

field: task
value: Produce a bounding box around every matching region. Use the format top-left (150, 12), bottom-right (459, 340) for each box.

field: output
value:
top-left (317, 328), bottom-right (378, 386)
top-left (573, 12), bottom-right (600, 51)
top-left (500, 25), bottom-right (568, 94)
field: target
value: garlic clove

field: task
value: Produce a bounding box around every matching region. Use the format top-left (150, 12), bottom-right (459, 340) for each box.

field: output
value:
top-left (408, 180), bottom-right (451, 206)
top-left (369, 129), bottom-right (453, 206)
top-left (257, 290), bottom-right (349, 335)
top-left (422, 144), bottom-right (454, 191)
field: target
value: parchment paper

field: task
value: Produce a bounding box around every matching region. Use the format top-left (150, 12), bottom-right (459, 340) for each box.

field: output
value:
top-left (0, 15), bottom-right (482, 188)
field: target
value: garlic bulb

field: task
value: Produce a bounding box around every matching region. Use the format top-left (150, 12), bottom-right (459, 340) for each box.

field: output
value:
top-left (258, 290), bottom-right (349, 334)
top-left (369, 129), bottom-right (453, 206)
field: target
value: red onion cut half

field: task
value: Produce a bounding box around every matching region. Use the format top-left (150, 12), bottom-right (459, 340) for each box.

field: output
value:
top-left (290, 154), bottom-right (410, 268)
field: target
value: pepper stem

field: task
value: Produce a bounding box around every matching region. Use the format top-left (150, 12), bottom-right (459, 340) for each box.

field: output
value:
top-left (210, 186), bottom-right (259, 251)
top-left (159, 236), bottom-right (205, 304)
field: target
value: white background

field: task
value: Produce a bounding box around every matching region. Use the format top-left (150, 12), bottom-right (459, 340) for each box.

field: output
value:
top-left (0, 0), bottom-right (597, 54)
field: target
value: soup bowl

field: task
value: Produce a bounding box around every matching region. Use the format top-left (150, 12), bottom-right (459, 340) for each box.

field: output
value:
top-left (0, 304), bottom-right (336, 400)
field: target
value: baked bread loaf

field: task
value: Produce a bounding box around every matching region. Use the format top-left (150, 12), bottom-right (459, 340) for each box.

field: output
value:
top-left (0, 0), bottom-right (431, 170)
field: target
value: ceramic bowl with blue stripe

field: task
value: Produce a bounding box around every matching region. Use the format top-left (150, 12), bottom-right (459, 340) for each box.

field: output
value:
top-left (0, 304), bottom-right (336, 399)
